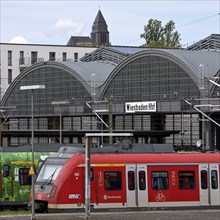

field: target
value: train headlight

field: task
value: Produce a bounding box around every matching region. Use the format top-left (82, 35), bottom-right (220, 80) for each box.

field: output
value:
top-left (48, 185), bottom-right (57, 198)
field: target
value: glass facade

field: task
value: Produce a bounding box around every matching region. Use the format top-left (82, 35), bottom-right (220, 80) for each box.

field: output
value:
top-left (104, 56), bottom-right (199, 101)
top-left (103, 56), bottom-right (201, 147)
top-left (4, 67), bottom-right (91, 117)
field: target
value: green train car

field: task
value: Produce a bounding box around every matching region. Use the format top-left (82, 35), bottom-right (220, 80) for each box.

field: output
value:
top-left (0, 144), bottom-right (84, 209)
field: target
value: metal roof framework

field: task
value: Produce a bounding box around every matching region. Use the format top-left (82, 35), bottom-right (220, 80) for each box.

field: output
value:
top-left (187, 34), bottom-right (220, 52)
top-left (80, 46), bottom-right (146, 65)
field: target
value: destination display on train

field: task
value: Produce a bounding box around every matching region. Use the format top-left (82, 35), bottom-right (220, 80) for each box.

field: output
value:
top-left (125, 101), bottom-right (156, 113)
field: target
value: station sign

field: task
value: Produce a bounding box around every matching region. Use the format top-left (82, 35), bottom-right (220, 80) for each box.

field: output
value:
top-left (125, 101), bottom-right (156, 113)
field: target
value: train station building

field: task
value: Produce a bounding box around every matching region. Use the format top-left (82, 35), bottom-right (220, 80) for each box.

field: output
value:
top-left (1, 34), bottom-right (220, 151)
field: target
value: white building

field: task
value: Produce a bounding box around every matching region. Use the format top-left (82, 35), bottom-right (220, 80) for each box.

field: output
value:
top-left (0, 43), bottom-right (96, 99)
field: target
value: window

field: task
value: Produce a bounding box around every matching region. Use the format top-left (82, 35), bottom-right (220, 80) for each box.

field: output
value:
top-left (201, 170), bottom-right (208, 189)
top-left (74, 53), bottom-right (78, 62)
top-left (211, 170), bottom-right (218, 189)
top-left (31, 51), bottom-right (38, 64)
top-left (152, 171), bottom-right (168, 190)
top-left (8, 69), bottom-right (12, 84)
top-left (104, 171), bottom-right (122, 191)
top-left (179, 171), bottom-right (195, 189)
top-left (19, 51), bottom-right (24, 65)
top-left (139, 171), bottom-right (146, 190)
top-left (90, 168), bottom-right (94, 181)
top-left (128, 171), bottom-right (135, 190)
top-left (49, 52), bottom-right (56, 61)
top-left (19, 168), bottom-right (32, 185)
top-left (62, 52), bottom-right (67, 61)
top-left (36, 158), bottom-right (66, 184)
top-left (3, 165), bottom-right (10, 177)
top-left (8, 50), bottom-right (12, 66)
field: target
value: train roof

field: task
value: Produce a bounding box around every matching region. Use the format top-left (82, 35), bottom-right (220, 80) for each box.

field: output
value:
top-left (45, 144), bottom-right (220, 163)
top-left (57, 143), bottom-right (174, 154)
top-left (87, 152), bottom-right (220, 164)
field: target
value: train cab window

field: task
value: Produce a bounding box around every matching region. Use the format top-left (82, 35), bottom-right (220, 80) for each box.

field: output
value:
top-left (179, 171), bottom-right (195, 189)
top-left (201, 170), bottom-right (208, 189)
top-left (152, 171), bottom-right (168, 190)
top-left (104, 171), bottom-right (122, 191)
top-left (128, 171), bottom-right (135, 190)
top-left (36, 159), bottom-right (66, 184)
top-left (211, 170), bottom-right (218, 189)
top-left (19, 168), bottom-right (32, 186)
top-left (138, 171), bottom-right (146, 190)
top-left (3, 165), bottom-right (10, 177)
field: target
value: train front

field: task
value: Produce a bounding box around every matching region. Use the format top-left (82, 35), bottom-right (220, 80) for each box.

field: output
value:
top-left (33, 154), bottom-right (69, 212)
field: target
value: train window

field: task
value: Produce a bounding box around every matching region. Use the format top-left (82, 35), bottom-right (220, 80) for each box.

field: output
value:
top-left (201, 170), bottom-right (208, 189)
top-left (90, 168), bottom-right (94, 181)
top-left (128, 171), bottom-right (135, 190)
top-left (19, 168), bottom-right (32, 186)
top-left (211, 170), bottom-right (218, 189)
top-left (36, 161), bottom-right (65, 184)
top-left (3, 165), bottom-right (10, 177)
top-left (138, 171), bottom-right (146, 190)
top-left (152, 171), bottom-right (168, 190)
top-left (104, 171), bottom-right (122, 191)
top-left (179, 171), bottom-right (195, 189)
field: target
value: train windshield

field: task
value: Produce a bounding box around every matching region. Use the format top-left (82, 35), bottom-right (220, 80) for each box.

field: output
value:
top-left (36, 158), bottom-right (67, 184)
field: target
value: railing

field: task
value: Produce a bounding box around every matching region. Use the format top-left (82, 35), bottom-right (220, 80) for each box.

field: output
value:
top-left (19, 57), bottom-right (80, 68)
top-left (19, 57), bottom-right (45, 67)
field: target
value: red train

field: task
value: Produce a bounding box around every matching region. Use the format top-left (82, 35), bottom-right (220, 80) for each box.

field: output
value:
top-left (34, 148), bottom-right (220, 212)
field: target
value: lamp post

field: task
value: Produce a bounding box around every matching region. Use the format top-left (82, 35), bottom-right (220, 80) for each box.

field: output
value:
top-left (20, 85), bottom-right (45, 220)
top-left (52, 100), bottom-right (70, 144)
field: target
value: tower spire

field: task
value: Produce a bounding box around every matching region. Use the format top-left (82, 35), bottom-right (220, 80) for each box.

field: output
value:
top-left (91, 9), bottom-right (109, 46)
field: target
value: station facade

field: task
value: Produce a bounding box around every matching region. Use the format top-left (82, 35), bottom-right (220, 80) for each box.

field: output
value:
top-left (1, 42), bottom-right (220, 151)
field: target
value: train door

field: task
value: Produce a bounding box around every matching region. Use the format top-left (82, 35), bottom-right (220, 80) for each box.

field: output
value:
top-left (199, 164), bottom-right (220, 206)
top-left (209, 164), bottom-right (219, 205)
top-left (126, 164), bottom-right (136, 207)
top-left (126, 164), bottom-right (148, 207)
top-left (199, 164), bottom-right (209, 205)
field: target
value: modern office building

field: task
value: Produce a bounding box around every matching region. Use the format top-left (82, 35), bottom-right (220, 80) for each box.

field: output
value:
top-left (1, 37), bottom-right (220, 151)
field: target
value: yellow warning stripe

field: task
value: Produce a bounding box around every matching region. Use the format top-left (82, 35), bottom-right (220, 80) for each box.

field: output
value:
top-left (92, 164), bottom-right (125, 167)
top-left (11, 160), bottom-right (38, 165)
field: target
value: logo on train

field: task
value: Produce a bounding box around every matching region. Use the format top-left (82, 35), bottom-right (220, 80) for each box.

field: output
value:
top-left (155, 191), bottom-right (166, 202)
top-left (104, 195), bottom-right (121, 200)
top-left (69, 194), bottom-right (81, 199)
top-left (74, 172), bottom-right (80, 179)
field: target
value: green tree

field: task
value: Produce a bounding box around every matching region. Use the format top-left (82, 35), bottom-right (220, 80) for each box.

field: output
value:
top-left (140, 19), bottom-right (181, 48)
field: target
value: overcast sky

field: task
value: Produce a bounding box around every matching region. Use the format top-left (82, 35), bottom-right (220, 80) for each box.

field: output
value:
top-left (1, 0), bottom-right (219, 47)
